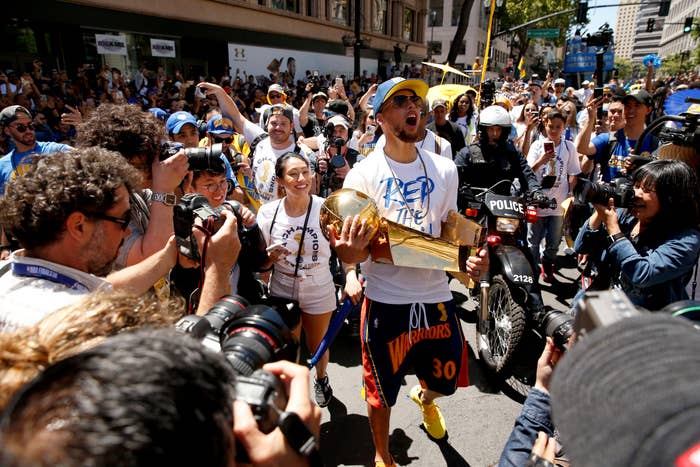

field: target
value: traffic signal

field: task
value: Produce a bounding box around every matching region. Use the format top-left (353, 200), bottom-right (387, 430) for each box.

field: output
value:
top-left (576, 1), bottom-right (588, 24)
top-left (684, 17), bottom-right (693, 34)
top-left (646, 18), bottom-right (655, 33)
top-left (658, 0), bottom-right (670, 17)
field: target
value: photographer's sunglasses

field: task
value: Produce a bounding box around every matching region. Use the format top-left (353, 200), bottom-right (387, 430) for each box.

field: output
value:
top-left (84, 211), bottom-right (132, 230)
top-left (10, 123), bottom-right (35, 133)
top-left (213, 136), bottom-right (233, 144)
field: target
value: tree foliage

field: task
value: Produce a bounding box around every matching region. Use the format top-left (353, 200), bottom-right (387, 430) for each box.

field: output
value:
top-left (446, 0), bottom-right (477, 66)
top-left (614, 57), bottom-right (633, 81)
top-left (497, 0), bottom-right (577, 62)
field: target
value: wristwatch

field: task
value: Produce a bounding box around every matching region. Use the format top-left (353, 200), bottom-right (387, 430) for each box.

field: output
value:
top-left (607, 232), bottom-right (626, 247)
top-left (151, 192), bottom-right (177, 206)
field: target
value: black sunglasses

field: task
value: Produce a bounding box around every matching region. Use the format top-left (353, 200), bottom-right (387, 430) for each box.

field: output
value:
top-left (10, 123), bottom-right (35, 133)
top-left (268, 93), bottom-right (283, 99)
top-left (84, 210), bottom-right (132, 231)
top-left (390, 95), bottom-right (423, 108)
top-left (213, 136), bottom-right (233, 144)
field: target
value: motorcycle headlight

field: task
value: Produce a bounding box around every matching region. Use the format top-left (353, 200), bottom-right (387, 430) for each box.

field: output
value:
top-left (496, 217), bottom-right (519, 233)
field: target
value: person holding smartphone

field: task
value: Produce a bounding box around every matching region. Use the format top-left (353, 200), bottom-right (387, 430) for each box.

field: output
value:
top-left (526, 110), bottom-right (581, 282)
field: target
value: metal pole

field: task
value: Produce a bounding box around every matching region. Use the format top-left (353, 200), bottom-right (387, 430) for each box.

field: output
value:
top-left (478, 0), bottom-right (497, 108)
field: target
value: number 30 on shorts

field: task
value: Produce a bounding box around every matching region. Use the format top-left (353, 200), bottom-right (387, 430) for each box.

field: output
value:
top-left (432, 358), bottom-right (457, 380)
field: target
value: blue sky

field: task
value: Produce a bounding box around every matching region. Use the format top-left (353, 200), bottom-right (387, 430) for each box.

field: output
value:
top-left (586, 0), bottom-right (619, 33)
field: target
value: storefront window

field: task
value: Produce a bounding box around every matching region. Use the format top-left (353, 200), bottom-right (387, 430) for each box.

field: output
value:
top-left (403, 9), bottom-right (414, 41)
top-left (372, 0), bottom-right (387, 33)
top-left (329, 0), bottom-right (349, 25)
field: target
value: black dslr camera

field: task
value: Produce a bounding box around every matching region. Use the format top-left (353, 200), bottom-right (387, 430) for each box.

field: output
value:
top-left (160, 141), bottom-right (227, 173)
top-left (175, 295), bottom-right (300, 457)
top-left (574, 176), bottom-right (635, 208)
top-left (480, 80), bottom-right (496, 108)
top-left (173, 194), bottom-right (268, 269)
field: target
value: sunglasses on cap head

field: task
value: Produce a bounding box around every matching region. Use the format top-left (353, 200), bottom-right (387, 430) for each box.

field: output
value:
top-left (10, 123), bottom-right (35, 133)
top-left (389, 94), bottom-right (423, 108)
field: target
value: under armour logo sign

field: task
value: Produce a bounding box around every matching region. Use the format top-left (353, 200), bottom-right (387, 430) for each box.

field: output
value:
top-left (234, 48), bottom-right (246, 59)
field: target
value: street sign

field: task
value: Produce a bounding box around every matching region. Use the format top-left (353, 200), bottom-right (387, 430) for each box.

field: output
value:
top-left (527, 29), bottom-right (560, 38)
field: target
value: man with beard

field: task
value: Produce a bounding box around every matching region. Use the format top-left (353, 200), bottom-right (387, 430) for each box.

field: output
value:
top-left (329, 78), bottom-right (489, 467)
top-left (198, 82), bottom-right (311, 205)
top-left (0, 148), bottom-right (239, 332)
top-left (0, 105), bottom-right (72, 196)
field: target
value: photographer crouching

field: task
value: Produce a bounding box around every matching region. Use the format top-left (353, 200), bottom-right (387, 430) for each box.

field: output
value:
top-left (315, 115), bottom-right (362, 197)
top-left (573, 159), bottom-right (700, 311)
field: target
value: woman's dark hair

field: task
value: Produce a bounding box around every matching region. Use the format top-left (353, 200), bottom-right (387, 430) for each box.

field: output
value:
top-left (449, 93), bottom-right (475, 123)
top-left (274, 152), bottom-right (309, 178)
top-left (547, 110), bottom-right (567, 124)
top-left (517, 102), bottom-right (539, 123)
top-left (633, 159), bottom-right (700, 231)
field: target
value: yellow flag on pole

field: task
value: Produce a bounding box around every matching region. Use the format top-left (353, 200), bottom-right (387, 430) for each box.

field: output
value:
top-left (518, 57), bottom-right (526, 79)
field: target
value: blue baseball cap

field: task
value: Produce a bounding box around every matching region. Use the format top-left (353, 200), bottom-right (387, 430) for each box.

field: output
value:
top-left (207, 115), bottom-right (235, 135)
top-left (148, 107), bottom-right (168, 122)
top-left (372, 78), bottom-right (428, 114)
top-left (166, 111), bottom-right (197, 135)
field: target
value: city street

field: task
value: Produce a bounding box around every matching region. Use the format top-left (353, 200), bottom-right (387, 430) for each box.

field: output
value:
top-left (315, 250), bottom-right (580, 467)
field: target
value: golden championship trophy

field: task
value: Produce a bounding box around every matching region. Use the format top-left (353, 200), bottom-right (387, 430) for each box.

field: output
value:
top-left (320, 188), bottom-right (482, 286)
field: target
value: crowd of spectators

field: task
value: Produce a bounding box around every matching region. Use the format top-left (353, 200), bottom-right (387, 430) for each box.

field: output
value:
top-left (0, 50), bottom-right (699, 466)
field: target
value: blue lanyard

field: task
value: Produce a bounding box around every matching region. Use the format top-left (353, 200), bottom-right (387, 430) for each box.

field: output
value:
top-left (12, 262), bottom-right (90, 292)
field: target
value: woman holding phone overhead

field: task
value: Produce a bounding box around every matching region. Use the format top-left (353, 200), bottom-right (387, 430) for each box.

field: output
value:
top-left (256, 152), bottom-right (336, 408)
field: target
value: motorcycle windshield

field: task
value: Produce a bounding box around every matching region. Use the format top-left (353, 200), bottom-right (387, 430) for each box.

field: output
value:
top-left (484, 193), bottom-right (525, 219)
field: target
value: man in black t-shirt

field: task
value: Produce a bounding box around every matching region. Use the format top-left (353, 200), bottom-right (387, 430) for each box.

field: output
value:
top-left (426, 99), bottom-right (465, 158)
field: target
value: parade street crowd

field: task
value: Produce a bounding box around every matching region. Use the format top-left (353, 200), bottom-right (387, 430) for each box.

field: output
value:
top-left (0, 57), bottom-right (699, 466)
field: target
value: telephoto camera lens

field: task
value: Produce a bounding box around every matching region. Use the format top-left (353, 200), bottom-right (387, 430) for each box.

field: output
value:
top-left (184, 142), bottom-right (226, 172)
top-left (219, 304), bottom-right (299, 376)
top-left (539, 309), bottom-right (574, 351)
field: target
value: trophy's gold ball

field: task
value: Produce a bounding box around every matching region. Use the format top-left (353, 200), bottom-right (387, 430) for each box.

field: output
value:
top-left (319, 188), bottom-right (381, 241)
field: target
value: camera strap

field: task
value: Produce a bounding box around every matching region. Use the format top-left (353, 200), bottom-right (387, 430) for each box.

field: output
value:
top-left (269, 196), bottom-right (313, 278)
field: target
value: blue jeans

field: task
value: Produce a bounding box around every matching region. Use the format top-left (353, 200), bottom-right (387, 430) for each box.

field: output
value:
top-left (498, 388), bottom-right (554, 467)
top-left (527, 215), bottom-right (564, 271)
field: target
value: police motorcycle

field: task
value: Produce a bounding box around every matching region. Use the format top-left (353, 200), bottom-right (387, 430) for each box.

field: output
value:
top-left (458, 179), bottom-right (571, 383)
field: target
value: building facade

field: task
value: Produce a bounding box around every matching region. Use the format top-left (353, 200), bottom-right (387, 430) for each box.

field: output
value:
top-left (615, 0), bottom-right (640, 61)
top-left (425, 0), bottom-right (509, 77)
top-left (631, 0), bottom-right (666, 62)
top-left (1, 0), bottom-right (430, 81)
top-left (659, 0), bottom-right (699, 58)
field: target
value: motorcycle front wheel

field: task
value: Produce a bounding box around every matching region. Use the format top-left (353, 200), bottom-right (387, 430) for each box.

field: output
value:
top-left (477, 275), bottom-right (526, 375)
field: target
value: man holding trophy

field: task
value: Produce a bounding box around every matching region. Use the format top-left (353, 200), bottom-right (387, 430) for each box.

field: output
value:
top-left (326, 78), bottom-right (488, 467)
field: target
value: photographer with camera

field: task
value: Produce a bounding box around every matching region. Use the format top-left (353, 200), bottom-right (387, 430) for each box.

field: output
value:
top-left (0, 328), bottom-right (321, 467)
top-left (573, 159), bottom-right (700, 310)
top-left (315, 115), bottom-right (361, 196)
top-left (171, 158), bottom-right (266, 311)
top-left (0, 148), bottom-right (200, 332)
top-left (77, 104), bottom-right (189, 278)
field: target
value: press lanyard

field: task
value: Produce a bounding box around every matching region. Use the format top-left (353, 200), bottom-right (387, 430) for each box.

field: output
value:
top-left (12, 262), bottom-right (90, 292)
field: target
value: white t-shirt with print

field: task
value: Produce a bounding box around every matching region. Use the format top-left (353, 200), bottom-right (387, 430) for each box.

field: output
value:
top-left (256, 195), bottom-right (333, 283)
top-left (244, 120), bottom-right (298, 205)
top-left (527, 138), bottom-right (581, 217)
top-left (343, 147), bottom-right (457, 304)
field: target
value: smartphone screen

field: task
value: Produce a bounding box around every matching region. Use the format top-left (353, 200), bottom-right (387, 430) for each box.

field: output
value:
top-left (366, 125), bottom-right (375, 137)
top-left (544, 141), bottom-right (554, 153)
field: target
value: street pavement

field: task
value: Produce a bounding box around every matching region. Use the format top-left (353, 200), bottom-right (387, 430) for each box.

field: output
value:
top-left (314, 250), bottom-right (580, 467)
